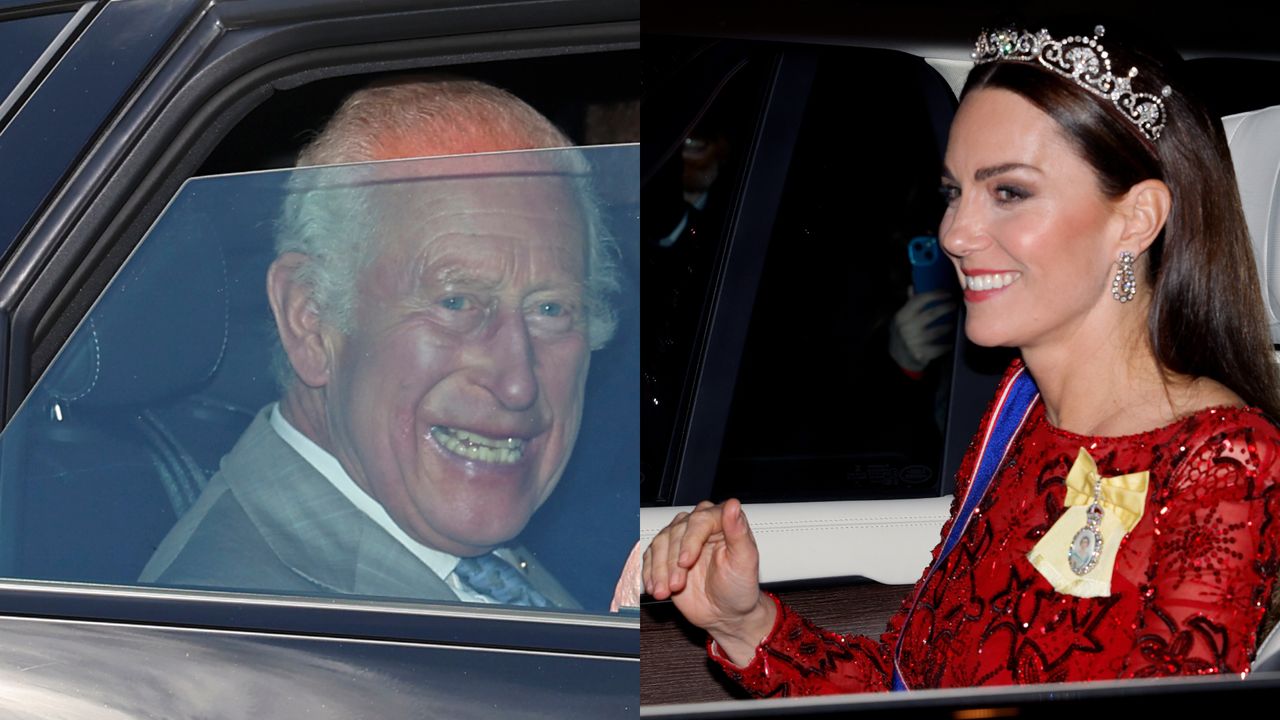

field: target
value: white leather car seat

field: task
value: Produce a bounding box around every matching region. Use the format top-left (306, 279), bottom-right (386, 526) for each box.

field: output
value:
top-left (641, 497), bottom-right (952, 587)
top-left (1225, 104), bottom-right (1280, 343)
top-left (1223, 102), bottom-right (1280, 673)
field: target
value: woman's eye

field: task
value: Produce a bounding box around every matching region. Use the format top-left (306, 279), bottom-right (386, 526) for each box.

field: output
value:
top-left (939, 183), bottom-right (960, 204)
top-left (440, 296), bottom-right (470, 311)
top-left (995, 185), bottom-right (1029, 203)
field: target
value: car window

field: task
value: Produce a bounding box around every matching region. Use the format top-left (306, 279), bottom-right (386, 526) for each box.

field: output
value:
top-left (0, 145), bottom-right (638, 616)
top-left (678, 46), bottom-right (959, 504)
top-left (0, 9), bottom-right (75, 114)
top-left (641, 40), bottom-right (771, 504)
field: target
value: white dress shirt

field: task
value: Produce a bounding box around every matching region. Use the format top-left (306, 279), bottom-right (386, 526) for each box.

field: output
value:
top-left (269, 403), bottom-right (494, 603)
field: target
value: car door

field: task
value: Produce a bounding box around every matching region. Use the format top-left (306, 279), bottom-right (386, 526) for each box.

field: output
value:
top-left (0, 1), bottom-right (639, 716)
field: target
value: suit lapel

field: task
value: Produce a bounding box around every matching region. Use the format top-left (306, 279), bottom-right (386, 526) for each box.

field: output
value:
top-left (221, 410), bottom-right (458, 601)
top-left (221, 408), bottom-right (580, 608)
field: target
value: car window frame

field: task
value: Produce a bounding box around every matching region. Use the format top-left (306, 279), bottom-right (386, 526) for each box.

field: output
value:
top-left (2, 0), bottom-right (639, 420)
top-left (647, 38), bottom-right (987, 506)
top-left (0, 0), bottom-right (639, 657)
top-left (646, 42), bottom-right (819, 506)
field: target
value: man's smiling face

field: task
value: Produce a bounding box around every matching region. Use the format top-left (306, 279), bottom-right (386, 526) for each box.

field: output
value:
top-left (319, 172), bottom-right (591, 557)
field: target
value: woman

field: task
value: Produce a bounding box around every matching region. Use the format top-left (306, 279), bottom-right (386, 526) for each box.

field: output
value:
top-left (643, 24), bottom-right (1280, 694)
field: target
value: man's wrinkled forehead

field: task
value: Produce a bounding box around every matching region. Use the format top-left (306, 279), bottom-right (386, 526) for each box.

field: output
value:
top-left (379, 171), bottom-right (586, 235)
top-left (370, 173), bottom-right (589, 276)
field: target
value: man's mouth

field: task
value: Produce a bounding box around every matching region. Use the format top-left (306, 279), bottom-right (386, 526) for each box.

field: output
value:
top-left (964, 272), bottom-right (1020, 291)
top-left (430, 426), bottom-right (527, 464)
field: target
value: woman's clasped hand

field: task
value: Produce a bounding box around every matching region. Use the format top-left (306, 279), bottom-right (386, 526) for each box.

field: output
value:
top-left (643, 499), bottom-right (775, 667)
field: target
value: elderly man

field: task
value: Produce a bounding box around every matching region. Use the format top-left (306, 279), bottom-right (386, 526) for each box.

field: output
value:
top-left (141, 77), bottom-right (619, 607)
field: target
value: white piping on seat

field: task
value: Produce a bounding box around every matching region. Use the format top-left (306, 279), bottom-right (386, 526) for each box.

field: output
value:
top-left (640, 497), bottom-right (951, 586)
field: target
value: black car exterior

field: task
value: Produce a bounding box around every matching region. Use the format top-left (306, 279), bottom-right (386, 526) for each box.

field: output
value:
top-left (0, 1), bottom-right (638, 716)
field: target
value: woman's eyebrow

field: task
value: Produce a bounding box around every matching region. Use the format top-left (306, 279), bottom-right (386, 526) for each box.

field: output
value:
top-left (974, 162), bottom-right (1041, 181)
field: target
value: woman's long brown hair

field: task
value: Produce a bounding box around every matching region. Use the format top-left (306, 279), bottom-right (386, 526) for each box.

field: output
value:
top-left (963, 45), bottom-right (1280, 421)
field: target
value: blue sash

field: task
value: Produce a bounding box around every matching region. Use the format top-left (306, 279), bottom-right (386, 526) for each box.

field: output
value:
top-left (890, 366), bottom-right (1040, 691)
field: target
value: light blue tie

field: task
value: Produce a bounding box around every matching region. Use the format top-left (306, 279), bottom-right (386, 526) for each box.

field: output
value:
top-left (453, 552), bottom-right (551, 608)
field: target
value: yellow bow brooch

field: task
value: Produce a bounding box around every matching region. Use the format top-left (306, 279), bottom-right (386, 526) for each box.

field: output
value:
top-left (1026, 448), bottom-right (1149, 598)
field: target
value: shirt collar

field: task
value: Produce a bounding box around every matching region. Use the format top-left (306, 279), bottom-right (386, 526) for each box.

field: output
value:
top-left (268, 403), bottom-right (460, 581)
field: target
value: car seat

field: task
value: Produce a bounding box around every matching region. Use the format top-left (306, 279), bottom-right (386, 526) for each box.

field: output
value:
top-left (0, 180), bottom-right (280, 584)
top-left (1223, 101), bottom-right (1280, 673)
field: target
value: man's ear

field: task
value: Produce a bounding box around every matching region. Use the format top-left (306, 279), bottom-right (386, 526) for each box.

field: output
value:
top-left (267, 253), bottom-right (332, 388)
top-left (1118, 178), bottom-right (1172, 255)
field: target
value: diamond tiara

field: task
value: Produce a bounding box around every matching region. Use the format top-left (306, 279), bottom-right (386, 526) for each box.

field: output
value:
top-left (972, 25), bottom-right (1172, 142)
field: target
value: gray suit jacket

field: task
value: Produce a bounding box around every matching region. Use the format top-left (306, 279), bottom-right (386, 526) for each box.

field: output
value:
top-left (140, 408), bottom-right (578, 607)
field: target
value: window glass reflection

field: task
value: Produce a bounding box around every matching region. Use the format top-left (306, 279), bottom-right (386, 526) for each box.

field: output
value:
top-left (0, 145), bottom-right (638, 615)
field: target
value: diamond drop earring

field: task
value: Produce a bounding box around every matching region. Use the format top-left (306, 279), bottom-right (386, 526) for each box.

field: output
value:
top-left (1111, 251), bottom-right (1136, 303)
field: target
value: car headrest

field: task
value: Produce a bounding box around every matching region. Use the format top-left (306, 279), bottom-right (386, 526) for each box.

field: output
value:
top-left (40, 222), bottom-right (230, 409)
top-left (1224, 104), bottom-right (1280, 344)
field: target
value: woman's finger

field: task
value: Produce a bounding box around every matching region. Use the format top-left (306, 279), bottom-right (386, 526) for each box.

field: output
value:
top-left (721, 499), bottom-right (752, 550)
top-left (678, 503), bottom-right (727, 569)
top-left (666, 512), bottom-right (694, 592)
top-left (650, 507), bottom-right (691, 597)
top-left (641, 540), bottom-right (658, 597)
top-left (646, 522), bottom-right (674, 599)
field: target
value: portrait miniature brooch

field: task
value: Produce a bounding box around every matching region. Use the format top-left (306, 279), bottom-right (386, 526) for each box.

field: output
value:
top-left (1026, 448), bottom-right (1149, 598)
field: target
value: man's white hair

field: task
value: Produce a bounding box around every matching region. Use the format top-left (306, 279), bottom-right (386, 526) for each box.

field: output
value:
top-left (274, 77), bottom-right (619, 383)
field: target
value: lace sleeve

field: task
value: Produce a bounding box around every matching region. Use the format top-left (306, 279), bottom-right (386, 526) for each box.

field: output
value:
top-left (705, 593), bottom-right (894, 696)
top-left (1122, 422), bottom-right (1280, 677)
top-left (707, 476), bottom-right (975, 696)
top-left (702, 361), bottom-right (1021, 696)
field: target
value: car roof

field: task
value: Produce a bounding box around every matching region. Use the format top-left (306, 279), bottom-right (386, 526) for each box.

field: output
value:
top-left (644, 0), bottom-right (1280, 61)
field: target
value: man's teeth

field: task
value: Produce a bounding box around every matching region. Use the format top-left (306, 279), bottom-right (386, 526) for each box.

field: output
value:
top-left (965, 272), bottom-right (1019, 291)
top-left (430, 426), bottom-right (525, 464)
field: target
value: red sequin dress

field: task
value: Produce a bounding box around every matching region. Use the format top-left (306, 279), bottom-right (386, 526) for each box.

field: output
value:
top-left (710, 361), bottom-right (1280, 695)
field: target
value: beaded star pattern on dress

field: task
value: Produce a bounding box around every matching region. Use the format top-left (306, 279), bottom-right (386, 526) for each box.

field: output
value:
top-left (708, 360), bottom-right (1280, 694)
top-left (972, 25), bottom-right (1173, 142)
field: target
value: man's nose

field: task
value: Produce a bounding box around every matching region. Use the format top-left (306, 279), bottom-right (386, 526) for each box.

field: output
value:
top-left (476, 310), bottom-right (539, 411)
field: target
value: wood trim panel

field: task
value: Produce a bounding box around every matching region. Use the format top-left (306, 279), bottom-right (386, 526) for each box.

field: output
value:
top-left (640, 581), bottom-right (912, 705)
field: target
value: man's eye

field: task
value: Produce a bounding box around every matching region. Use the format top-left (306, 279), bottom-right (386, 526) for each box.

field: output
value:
top-left (527, 299), bottom-right (576, 334)
top-left (440, 296), bottom-right (470, 311)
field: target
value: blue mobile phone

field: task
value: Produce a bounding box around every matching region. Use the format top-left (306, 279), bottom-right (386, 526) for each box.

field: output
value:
top-left (908, 235), bottom-right (955, 296)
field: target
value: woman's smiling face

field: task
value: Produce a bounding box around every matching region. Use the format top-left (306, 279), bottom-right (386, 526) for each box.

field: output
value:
top-left (939, 87), bottom-right (1130, 351)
